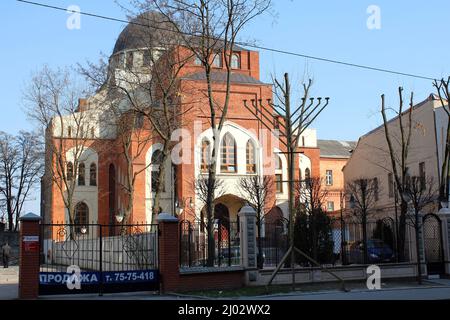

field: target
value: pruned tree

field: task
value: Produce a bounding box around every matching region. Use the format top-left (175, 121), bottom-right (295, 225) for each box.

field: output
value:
top-left (346, 178), bottom-right (379, 264)
top-left (141, 0), bottom-right (272, 266)
top-left (238, 175), bottom-right (273, 268)
top-left (0, 131), bottom-right (43, 231)
top-left (24, 66), bottom-right (97, 238)
top-left (381, 87), bottom-right (414, 261)
top-left (295, 177), bottom-right (329, 261)
top-left (433, 78), bottom-right (450, 206)
top-left (403, 176), bottom-right (438, 284)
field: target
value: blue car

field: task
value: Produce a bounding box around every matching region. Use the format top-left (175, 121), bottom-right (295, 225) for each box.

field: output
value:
top-left (348, 239), bottom-right (395, 264)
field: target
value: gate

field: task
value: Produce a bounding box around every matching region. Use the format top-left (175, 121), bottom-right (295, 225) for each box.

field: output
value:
top-left (422, 214), bottom-right (445, 275)
top-left (39, 223), bottom-right (159, 295)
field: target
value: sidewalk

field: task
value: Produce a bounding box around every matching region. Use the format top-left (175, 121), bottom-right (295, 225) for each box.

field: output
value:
top-left (0, 266), bottom-right (18, 300)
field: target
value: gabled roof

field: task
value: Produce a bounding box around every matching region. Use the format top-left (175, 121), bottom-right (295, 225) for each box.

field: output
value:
top-left (182, 71), bottom-right (265, 85)
top-left (318, 139), bottom-right (357, 158)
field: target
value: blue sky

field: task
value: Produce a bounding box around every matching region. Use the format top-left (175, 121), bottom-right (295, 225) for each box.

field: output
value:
top-left (1, 0), bottom-right (450, 213)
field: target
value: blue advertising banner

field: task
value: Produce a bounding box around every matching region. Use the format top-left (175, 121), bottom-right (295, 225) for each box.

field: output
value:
top-left (39, 270), bottom-right (159, 295)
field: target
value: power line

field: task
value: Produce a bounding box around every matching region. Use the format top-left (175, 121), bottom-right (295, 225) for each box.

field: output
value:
top-left (17, 0), bottom-right (437, 81)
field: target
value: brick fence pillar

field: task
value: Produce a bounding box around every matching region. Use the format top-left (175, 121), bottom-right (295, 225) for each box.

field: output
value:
top-left (238, 204), bottom-right (258, 284)
top-left (18, 213), bottom-right (41, 299)
top-left (157, 212), bottom-right (180, 293)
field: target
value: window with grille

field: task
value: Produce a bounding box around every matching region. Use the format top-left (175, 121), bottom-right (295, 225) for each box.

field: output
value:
top-left (221, 133), bottom-right (236, 173)
top-left (327, 201), bottom-right (335, 212)
top-left (231, 53), bottom-right (240, 69)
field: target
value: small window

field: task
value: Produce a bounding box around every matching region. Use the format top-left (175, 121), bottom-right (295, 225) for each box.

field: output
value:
top-left (78, 163), bottom-right (85, 186)
top-left (305, 168), bottom-right (311, 181)
top-left (68, 126), bottom-right (72, 138)
top-left (326, 170), bottom-right (333, 186)
top-left (275, 155), bottom-right (282, 170)
top-left (194, 56), bottom-right (202, 66)
top-left (74, 202), bottom-right (89, 234)
top-left (327, 201), bottom-right (335, 212)
top-left (126, 51), bottom-right (133, 70)
top-left (91, 127), bottom-right (95, 138)
top-left (212, 53), bottom-right (222, 68)
top-left (231, 53), bottom-right (240, 69)
top-left (201, 139), bottom-right (210, 173)
top-left (67, 162), bottom-right (74, 181)
top-left (151, 171), bottom-right (159, 192)
top-left (275, 174), bottom-right (283, 193)
top-left (89, 163), bottom-right (97, 186)
top-left (246, 140), bottom-right (256, 173)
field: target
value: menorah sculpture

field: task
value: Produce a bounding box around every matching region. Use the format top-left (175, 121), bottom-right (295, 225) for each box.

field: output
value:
top-left (243, 73), bottom-right (347, 291)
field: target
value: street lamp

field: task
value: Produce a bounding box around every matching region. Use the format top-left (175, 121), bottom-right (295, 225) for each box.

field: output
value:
top-left (115, 210), bottom-right (124, 223)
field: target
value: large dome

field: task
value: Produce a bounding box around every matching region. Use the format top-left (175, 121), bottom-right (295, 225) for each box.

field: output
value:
top-left (112, 11), bottom-right (173, 55)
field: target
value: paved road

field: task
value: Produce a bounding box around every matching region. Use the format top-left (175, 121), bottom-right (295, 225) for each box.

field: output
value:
top-left (0, 266), bottom-right (18, 300)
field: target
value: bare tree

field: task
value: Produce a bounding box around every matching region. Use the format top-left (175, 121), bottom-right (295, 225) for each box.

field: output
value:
top-left (433, 78), bottom-right (450, 205)
top-left (140, 0), bottom-right (272, 265)
top-left (346, 178), bottom-right (378, 264)
top-left (295, 177), bottom-right (329, 261)
top-left (403, 176), bottom-right (438, 284)
top-left (238, 175), bottom-right (273, 268)
top-left (24, 66), bottom-right (96, 238)
top-left (381, 87), bottom-right (414, 261)
top-left (0, 131), bottom-right (43, 231)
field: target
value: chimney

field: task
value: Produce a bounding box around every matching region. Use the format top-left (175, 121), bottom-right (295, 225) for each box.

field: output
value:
top-left (78, 98), bottom-right (88, 112)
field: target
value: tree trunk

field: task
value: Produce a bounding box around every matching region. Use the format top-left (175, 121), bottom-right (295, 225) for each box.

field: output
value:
top-left (414, 209), bottom-right (422, 285)
top-left (362, 213), bottom-right (368, 264)
top-left (397, 200), bottom-right (408, 262)
top-left (206, 142), bottom-right (218, 267)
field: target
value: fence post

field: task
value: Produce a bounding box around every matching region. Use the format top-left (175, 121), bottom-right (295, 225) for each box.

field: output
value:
top-left (157, 212), bottom-right (179, 293)
top-left (18, 212), bottom-right (41, 300)
top-left (437, 207), bottom-right (450, 276)
top-left (238, 204), bottom-right (257, 284)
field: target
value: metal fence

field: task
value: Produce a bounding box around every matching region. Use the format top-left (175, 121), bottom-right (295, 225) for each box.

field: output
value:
top-left (40, 223), bottom-right (158, 273)
top-left (260, 216), bottom-right (409, 268)
top-left (180, 219), bottom-right (240, 267)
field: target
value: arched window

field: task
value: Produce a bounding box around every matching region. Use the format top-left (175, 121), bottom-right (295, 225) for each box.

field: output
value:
top-left (246, 140), bottom-right (256, 173)
top-left (201, 139), bottom-right (210, 173)
top-left (212, 53), bottom-right (222, 68)
top-left (231, 53), bottom-right (240, 69)
top-left (74, 202), bottom-right (89, 234)
top-left (78, 163), bottom-right (85, 186)
top-left (151, 149), bottom-right (165, 192)
top-left (275, 155), bottom-right (282, 170)
top-left (221, 133), bottom-right (236, 173)
top-left (67, 162), bottom-right (74, 181)
top-left (89, 163), bottom-right (97, 186)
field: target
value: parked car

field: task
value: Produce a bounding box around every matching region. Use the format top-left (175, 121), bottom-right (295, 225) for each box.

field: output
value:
top-left (347, 239), bottom-right (395, 264)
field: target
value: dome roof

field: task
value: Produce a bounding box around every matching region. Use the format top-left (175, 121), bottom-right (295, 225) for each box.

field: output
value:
top-left (112, 11), bottom-right (172, 55)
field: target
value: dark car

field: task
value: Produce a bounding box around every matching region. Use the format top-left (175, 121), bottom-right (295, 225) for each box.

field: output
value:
top-left (348, 239), bottom-right (395, 264)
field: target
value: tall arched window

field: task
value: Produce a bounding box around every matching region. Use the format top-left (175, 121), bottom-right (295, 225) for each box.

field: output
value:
top-left (221, 133), bottom-right (236, 173)
top-left (212, 53), bottom-right (222, 68)
top-left (201, 139), bottom-right (210, 173)
top-left (67, 162), bottom-right (74, 181)
top-left (275, 155), bottom-right (282, 170)
top-left (246, 140), bottom-right (256, 173)
top-left (231, 53), bottom-right (240, 69)
top-left (78, 163), bottom-right (85, 186)
top-left (151, 149), bottom-right (165, 192)
top-left (89, 163), bottom-right (97, 186)
top-left (74, 202), bottom-right (89, 234)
